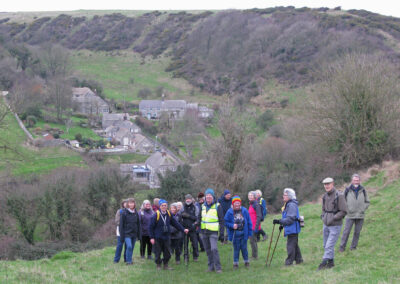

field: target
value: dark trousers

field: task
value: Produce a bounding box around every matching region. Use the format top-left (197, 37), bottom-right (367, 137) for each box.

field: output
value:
top-left (184, 231), bottom-right (199, 260)
top-left (140, 235), bottom-right (152, 257)
top-left (340, 218), bottom-right (364, 250)
top-left (197, 231), bottom-right (205, 251)
top-left (257, 228), bottom-right (266, 241)
top-left (170, 238), bottom-right (182, 262)
top-left (154, 238), bottom-right (171, 265)
top-left (286, 234), bottom-right (303, 265)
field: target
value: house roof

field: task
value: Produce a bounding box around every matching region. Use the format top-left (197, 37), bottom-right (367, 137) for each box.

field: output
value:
top-left (139, 100), bottom-right (162, 109)
top-left (72, 87), bottom-right (94, 97)
top-left (43, 133), bottom-right (54, 140)
top-left (139, 100), bottom-right (187, 110)
top-left (72, 87), bottom-right (108, 106)
top-left (113, 120), bottom-right (139, 130)
top-left (115, 128), bottom-right (133, 140)
top-left (103, 113), bottom-right (129, 122)
top-left (163, 100), bottom-right (186, 109)
top-left (146, 151), bottom-right (179, 169)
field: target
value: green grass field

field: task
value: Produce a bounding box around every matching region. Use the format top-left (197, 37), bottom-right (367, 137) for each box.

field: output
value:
top-left (33, 119), bottom-right (101, 141)
top-left (1, 169), bottom-right (399, 283)
top-left (0, 102), bottom-right (86, 176)
top-left (71, 50), bottom-right (219, 104)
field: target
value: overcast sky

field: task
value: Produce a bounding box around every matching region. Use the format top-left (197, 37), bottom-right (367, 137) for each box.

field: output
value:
top-left (2, 0), bottom-right (400, 18)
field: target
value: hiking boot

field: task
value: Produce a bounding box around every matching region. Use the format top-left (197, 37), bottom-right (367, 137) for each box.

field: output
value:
top-left (206, 268), bottom-right (215, 272)
top-left (126, 262), bottom-right (133, 266)
top-left (339, 248), bottom-right (345, 253)
top-left (296, 259), bottom-right (304, 265)
top-left (245, 262), bottom-right (250, 268)
top-left (147, 255), bottom-right (152, 260)
top-left (317, 259), bottom-right (328, 271)
top-left (326, 259), bottom-right (335, 269)
top-left (216, 269), bottom-right (223, 273)
top-left (262, 234), bottom-right (268, 242)
top-left (157, 264), bottom-right (162, 270)
top-left (233, 263), bottom-right (239, 270)
top-left (163, 264), bottom-right (174, 270)
top-left (176, 260), bottom-right (180, 265)
top-left (193, 258), bottom-right (199, 262)
top-left (350, 247), bottom-right (357, 251)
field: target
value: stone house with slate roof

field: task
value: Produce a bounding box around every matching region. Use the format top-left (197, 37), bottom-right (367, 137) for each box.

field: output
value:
top-left (72, 87), bottom-right (109, 115)
top-left (145, 151), bottom-right (181, 188)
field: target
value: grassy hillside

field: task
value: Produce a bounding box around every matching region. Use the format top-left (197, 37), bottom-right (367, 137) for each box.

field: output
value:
top-left (0, 102), bottom-right (86, 176)
top-left (71, 50), bottom-right (218, 104)
top-left (1, 170), bottom-right (399, 283)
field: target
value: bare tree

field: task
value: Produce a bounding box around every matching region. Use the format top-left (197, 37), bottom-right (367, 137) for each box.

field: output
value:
top-left (303, 53), bottom-right (400, 167)
top-left (170, 109), bottom-right (204, 159)
top-left (193, 105), bottom-right (255, 194)
top-left (48, 76), bottom-right (72, 121)
top-left (38, 44), bottom-right (70, 78)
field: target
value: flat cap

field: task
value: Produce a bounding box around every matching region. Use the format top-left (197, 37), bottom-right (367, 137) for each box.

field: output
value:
top-left (322, 177), bottom-right (334, 184)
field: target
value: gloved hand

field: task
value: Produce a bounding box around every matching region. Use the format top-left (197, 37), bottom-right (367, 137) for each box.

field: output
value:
top-left (218, 235), bottom-right (224, 243)
top-left (279, 225), bottom-right (283, 232)
top-left (253, 228), bottom-right (259, 234)
top-left (273, 219), bottom-right (280, 225)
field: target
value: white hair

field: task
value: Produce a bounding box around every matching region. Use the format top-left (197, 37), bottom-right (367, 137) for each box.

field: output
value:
top-left (248, 191), bottom-right (257, 199)
top-left (255, 189), bottom-right (262, 197)
top-left (283, 188), bottom-right (296, 200)
top-left (141, 200), bottom-right (153, 212)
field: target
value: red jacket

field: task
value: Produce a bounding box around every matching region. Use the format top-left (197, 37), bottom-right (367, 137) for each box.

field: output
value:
top-left (249, 202), bottom-right (261, 231)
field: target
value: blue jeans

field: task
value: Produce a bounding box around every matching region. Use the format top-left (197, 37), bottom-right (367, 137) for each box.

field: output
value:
top-left (233, 230), bottom-right (249, 264)
top-left (124, 237), bottom-right (137, 264)
top-left (114, 236), bottom-right (127, 263)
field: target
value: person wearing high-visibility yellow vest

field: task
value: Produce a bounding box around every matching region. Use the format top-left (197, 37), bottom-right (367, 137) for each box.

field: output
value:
top-left (198, 188), bottom-right (225, 273)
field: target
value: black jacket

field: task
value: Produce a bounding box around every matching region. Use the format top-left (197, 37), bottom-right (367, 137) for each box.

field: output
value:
top-left (120, 208), bottom-right (141, 240)
top-left (182, 202), bottom-right (199, 231)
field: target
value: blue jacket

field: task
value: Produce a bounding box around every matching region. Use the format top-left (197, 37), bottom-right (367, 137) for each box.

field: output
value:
top-left (280, 199), bottom-right (300, 237)
top-left (224, 207), bottom-right (253, 241)
top-left (149, 210), bottom-right (185, 240)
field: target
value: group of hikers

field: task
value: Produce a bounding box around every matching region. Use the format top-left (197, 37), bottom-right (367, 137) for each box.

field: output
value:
top-left (113, 174), bottom-right (370, 272)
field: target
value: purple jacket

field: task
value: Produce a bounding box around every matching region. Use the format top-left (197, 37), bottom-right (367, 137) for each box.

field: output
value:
top-left (140, 209), bottom-right (154, 236)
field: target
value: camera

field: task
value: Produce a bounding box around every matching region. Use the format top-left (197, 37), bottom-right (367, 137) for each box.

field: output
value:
top-left (298, 216), bottom-right (305, 228)
top-left (163, 225), bottom-right (169, 233)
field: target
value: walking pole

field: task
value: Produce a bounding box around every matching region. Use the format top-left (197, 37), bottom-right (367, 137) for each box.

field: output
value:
top-left (268, 226), bottom-right (282, 267)
top-left (231, 229), bottom-right (236, 253)
top-left (266, 224), bottom-right (275, 265)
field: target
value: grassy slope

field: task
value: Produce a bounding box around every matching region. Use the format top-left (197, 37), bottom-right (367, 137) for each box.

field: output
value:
top-left (0, 102), bottom-right (85, 176)
top-left (1, 171), bottom-right (399, 283)
top-left (71, 50), bottom-right (219, 104)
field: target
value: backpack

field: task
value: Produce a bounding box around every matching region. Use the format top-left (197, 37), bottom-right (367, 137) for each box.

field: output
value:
top-left (259, 198), bottom-right (267, 220)
top-left (344, 187), bottom-right (367, 202)
top-left (156, 210), bottom-right (171, 223)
